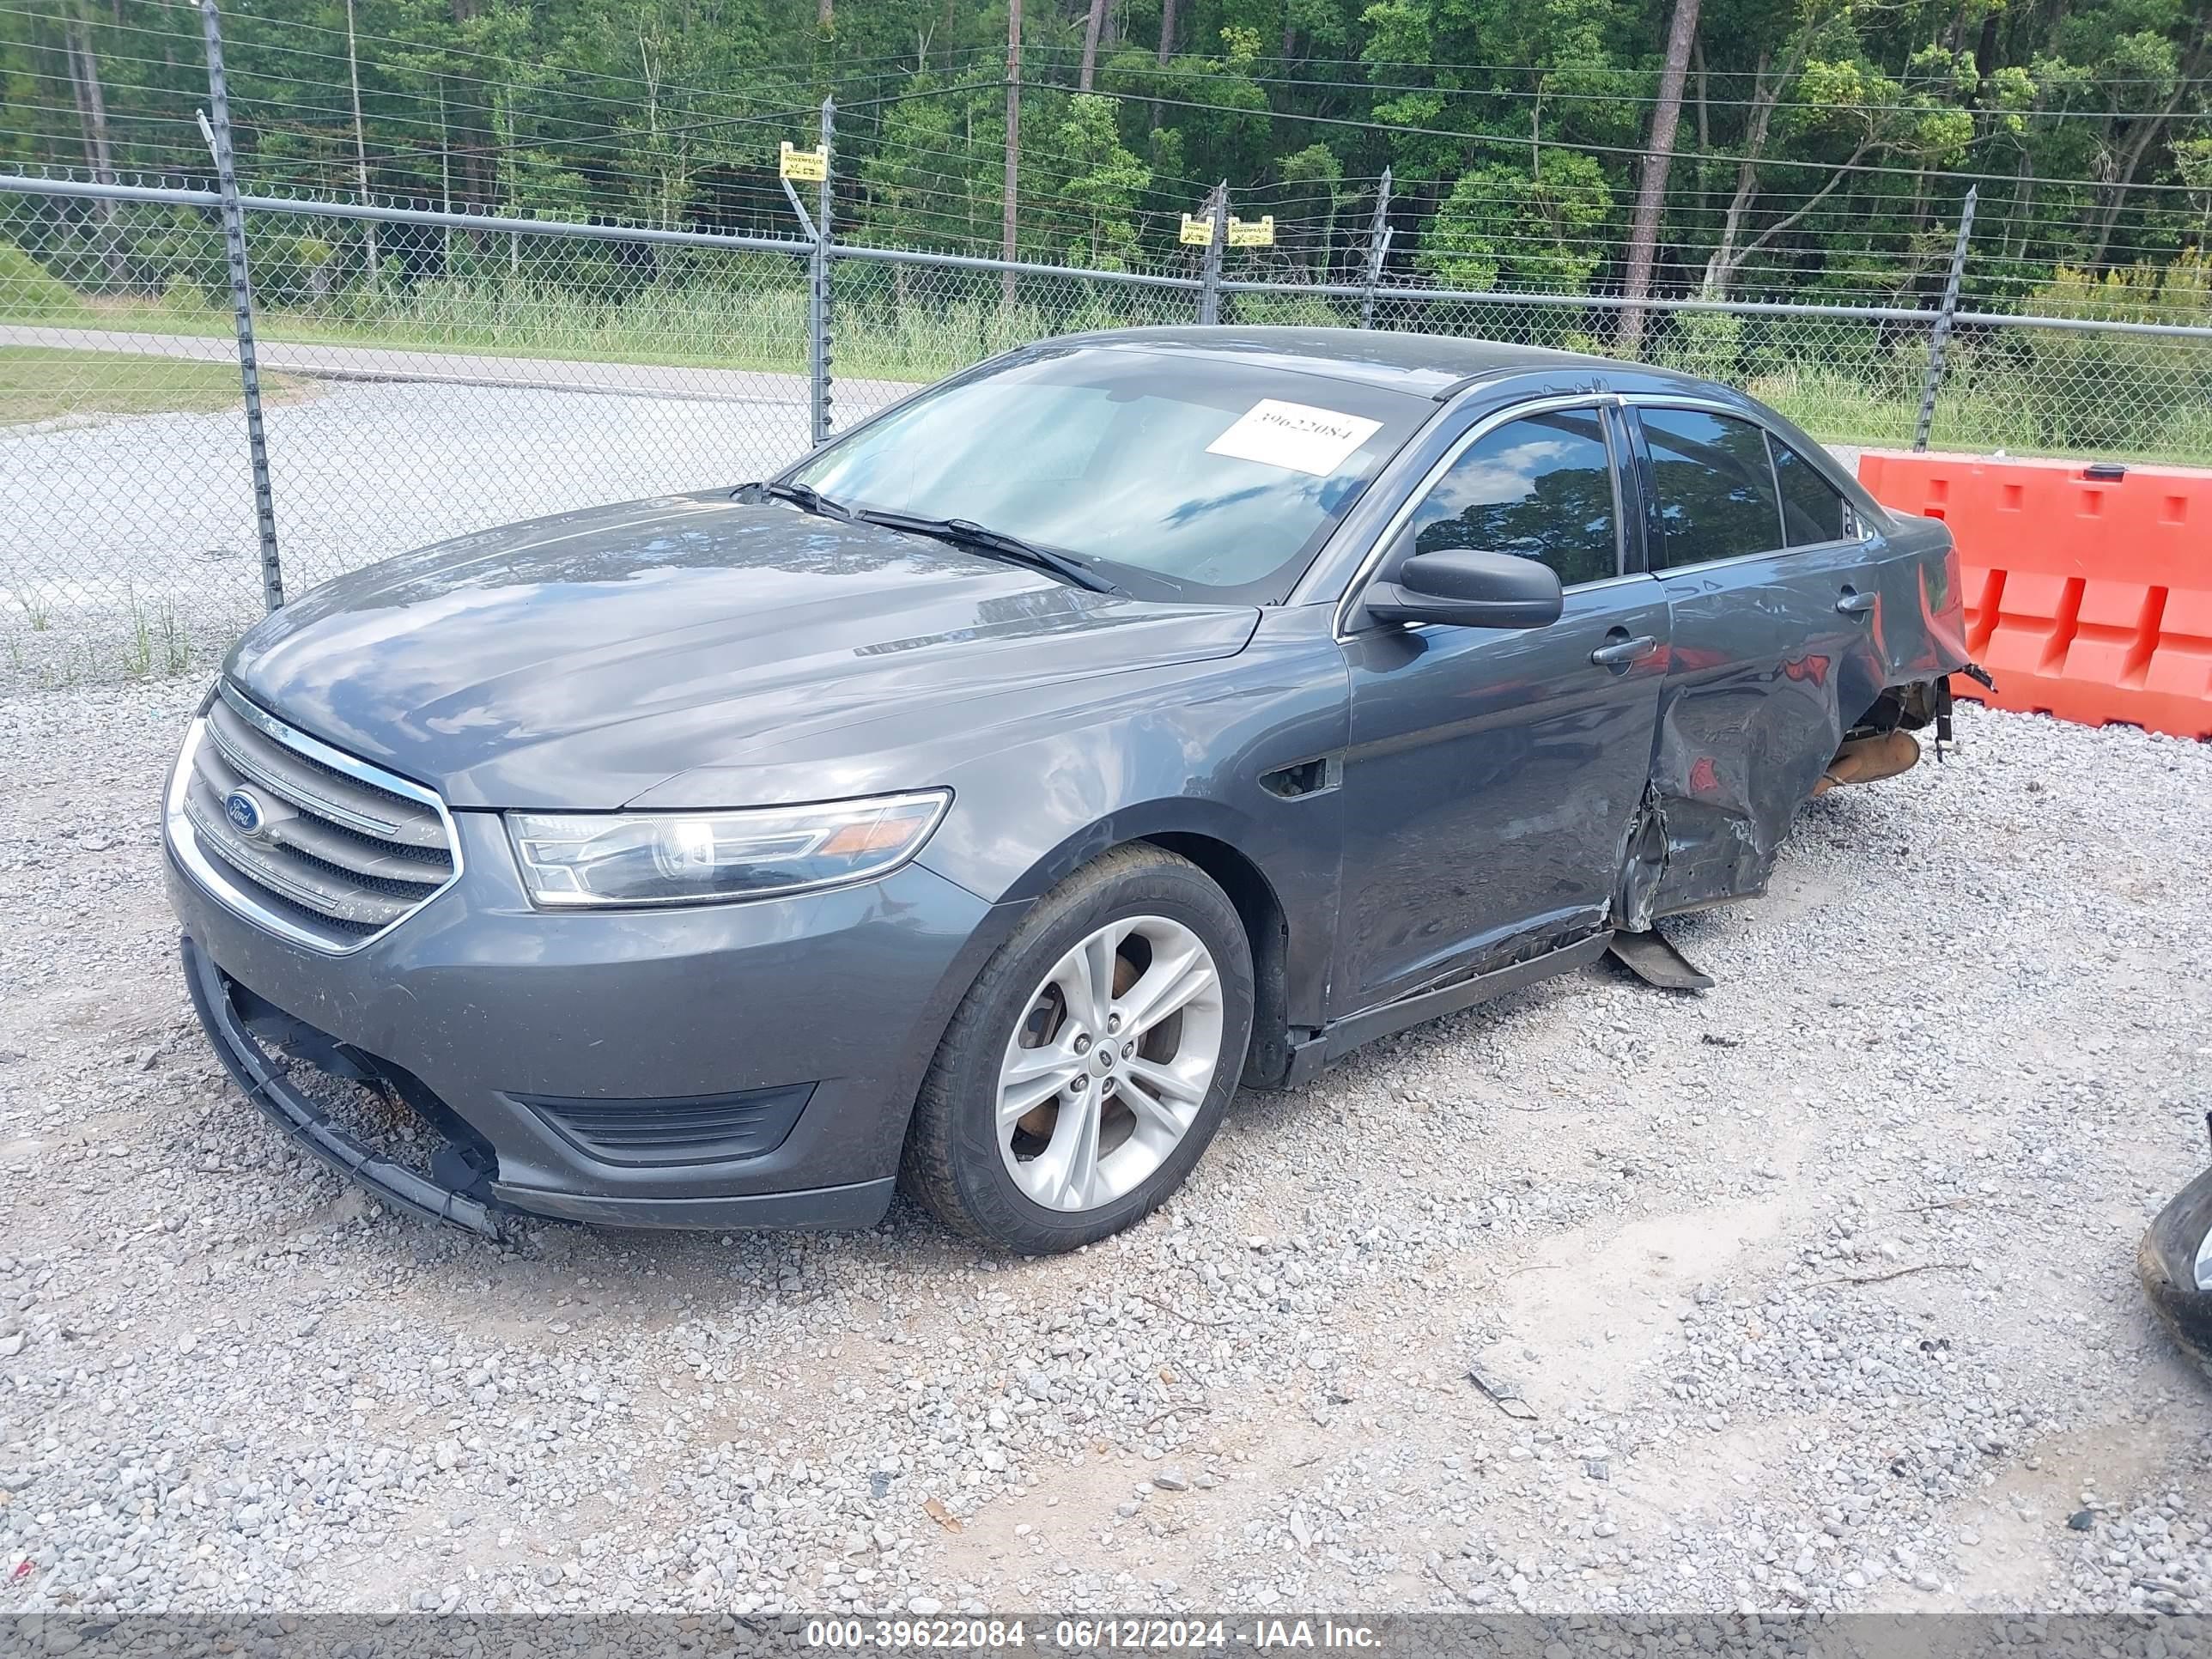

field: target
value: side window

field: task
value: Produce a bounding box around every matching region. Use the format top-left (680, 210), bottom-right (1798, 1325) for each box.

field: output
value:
top-left (1404, 410), bottom-right (1619, 588)
top-left (1771, 436), bottom-right (1853, 546)
top-left (1639, 408), bottom-right (1784, 568)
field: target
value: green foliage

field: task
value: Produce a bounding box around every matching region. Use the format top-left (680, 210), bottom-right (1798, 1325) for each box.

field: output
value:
top-left (0, 0), bottom-right (2205, 464)
top-left (1419, 153), bottom-right (1613, 291)
top-left (1229, 290), bottom-right (1355, 326)
top-left (0, 239), bottom-right (86, 321)
top-left (1656, 309), bottom-right (1746, 381)
top-left (0, 0), bottom-right (2202, 302)
top-left (1044, 95), bottom-right (1153, 268)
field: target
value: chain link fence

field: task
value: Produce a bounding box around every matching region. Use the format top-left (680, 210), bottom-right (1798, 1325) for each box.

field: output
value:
top-left (824, 249), bottom-right (1200, 425)
top-left (5, 161), bottom-right (2210, 685)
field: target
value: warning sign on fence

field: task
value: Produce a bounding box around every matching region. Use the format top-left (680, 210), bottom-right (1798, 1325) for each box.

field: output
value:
top-left (779, 141), bottom-right (827, 182)
top-left (1179, 212), bottom-right (1274, 247)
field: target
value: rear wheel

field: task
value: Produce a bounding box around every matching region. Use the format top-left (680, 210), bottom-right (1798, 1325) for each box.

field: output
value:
top-left (901, 845), bottom-right (1253, 1252)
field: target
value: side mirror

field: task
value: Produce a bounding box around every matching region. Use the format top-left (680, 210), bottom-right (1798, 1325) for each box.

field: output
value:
top-left (1364, 545), bottom-right (1565, 630)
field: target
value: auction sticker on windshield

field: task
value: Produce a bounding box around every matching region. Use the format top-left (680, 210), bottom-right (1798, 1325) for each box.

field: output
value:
top-left (1206, 398), bottom-right (1383, 476)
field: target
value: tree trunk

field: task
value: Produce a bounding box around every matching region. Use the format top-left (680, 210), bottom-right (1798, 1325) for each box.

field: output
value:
top-left (1079, 0), bottom-right (1105, 89)
top-left (345, 0), bottom-right (380, 292)
top-left (1615, 0), bottom-right (1699, 353)
top-left (2087, 21), bottom-right (2205, 270)
top-left (1151, 0), bottom-right (1176, 130)
top-left (1692, 33), bottom-right (1708, 154)
top-left (447, 0), bottom-right (492, 208)
top-left (1003, 0), bottom-right (1021, 304)
top-left (1708, 137), bottom-right (1870, 300)
top-left (63, 10), bottom-right (125, 289)
top-left (819, 0), bottom-right (833, 31)
top-left (1701, 50), bottom-right (1783, 300)
top-left (1972, 8), bottom-right (2001, 80)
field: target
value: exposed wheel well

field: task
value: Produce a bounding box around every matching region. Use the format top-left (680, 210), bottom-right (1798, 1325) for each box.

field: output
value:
top-left (1140, 832), bottom-right (1296, 1090)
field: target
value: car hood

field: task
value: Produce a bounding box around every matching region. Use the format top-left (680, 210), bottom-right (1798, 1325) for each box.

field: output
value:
top-left (226, 493), bottom-right (1261, 809)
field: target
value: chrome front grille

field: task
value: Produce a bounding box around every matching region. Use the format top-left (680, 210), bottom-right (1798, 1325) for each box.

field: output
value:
top-left (167, 683), bottom-right (461, 952)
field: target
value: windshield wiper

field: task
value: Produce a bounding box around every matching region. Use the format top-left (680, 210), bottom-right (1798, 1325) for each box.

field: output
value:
top-left (855, 509), bottom-right (1121, 595)
top-left (734, 479), bottom-right (854, 520)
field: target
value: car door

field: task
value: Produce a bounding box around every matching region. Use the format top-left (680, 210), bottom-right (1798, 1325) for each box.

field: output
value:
top-left (1333, 400), bottom-right (1671, 1017)
top-left (1627, 401), bottom-right (1889, 915)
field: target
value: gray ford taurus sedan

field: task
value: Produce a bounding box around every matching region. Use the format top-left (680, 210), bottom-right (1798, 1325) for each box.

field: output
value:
top-left (165, 327), bottom-right (1968, 1253)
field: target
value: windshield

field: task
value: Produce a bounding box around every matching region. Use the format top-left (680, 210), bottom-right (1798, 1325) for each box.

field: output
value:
top-left (787, 345), bottom-right (1432, 603)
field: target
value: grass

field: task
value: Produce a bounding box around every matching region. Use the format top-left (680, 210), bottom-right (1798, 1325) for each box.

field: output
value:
top-left (0, 346), bottom-right (303, 428)
top-left (1747, 361), bottom-right (2212, 466)
top-left (122, 590), bottom-right (194, 678)
top-left (3, 271), bottom-right (2206, 462)
top-left (63, 276), bottom-right (1179, 384)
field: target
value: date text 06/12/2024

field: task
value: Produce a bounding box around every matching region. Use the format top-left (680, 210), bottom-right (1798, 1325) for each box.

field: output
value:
top-left (803, 1620), bottom-right (1385, 1650)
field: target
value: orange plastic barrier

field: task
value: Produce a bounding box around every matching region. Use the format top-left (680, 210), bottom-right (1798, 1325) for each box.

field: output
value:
top-left (1856, 449), bottom-right (2212, 740)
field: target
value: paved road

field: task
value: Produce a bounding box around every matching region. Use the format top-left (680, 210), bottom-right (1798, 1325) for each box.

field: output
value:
top-left (0, 322), bottom-right (921, 410)
top-left (3, 374), bottom-right (825, 684)
top-left (2, 325), bottom-right (937, 683)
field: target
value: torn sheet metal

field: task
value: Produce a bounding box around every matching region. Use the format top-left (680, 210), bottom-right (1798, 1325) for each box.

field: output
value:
top-left (1606, 927), bottom-right (1714, 991)
top-left (1645, 678), bottom-right (1839, 915)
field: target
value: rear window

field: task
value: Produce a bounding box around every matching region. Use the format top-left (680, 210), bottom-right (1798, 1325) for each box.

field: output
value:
top-left (1640, 408), bottom-right (1784, 568)
top-left (1771, 438), bottom-right (1853, 546)
top-left (792, 347), bottom-right (1431, 603)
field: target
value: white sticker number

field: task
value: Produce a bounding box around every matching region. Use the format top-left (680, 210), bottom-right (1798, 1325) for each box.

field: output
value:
top-left (1205, 398), bottom-right (1384, 477)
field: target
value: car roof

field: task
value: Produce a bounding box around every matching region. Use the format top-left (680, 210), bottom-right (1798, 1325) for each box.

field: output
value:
top-left (1048, 325), bottom-right (1626, 398)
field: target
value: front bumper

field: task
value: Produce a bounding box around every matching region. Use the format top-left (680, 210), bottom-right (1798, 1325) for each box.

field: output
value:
top-left (168, 811), bottom-right (1006, 1235)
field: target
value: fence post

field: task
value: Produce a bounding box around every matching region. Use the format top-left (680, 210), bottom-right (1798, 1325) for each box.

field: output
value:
top-left (1199, 181), bottom-right (1226, 326)
top-left (198, 0), bottom-right (283, 611)
top-left (1359, 167), bottom-right (1393, 330)
top-left (1913, 184), bottom-right (1978, 453)
top-left (811, 95), bottom-right (835, 445)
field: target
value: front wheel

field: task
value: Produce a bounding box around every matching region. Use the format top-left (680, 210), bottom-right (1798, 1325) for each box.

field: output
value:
top-left (901, 845), bottom-right (1254, 1253)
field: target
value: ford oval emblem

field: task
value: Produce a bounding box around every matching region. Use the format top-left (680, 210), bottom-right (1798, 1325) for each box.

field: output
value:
top-left (223, 787), bottom-right (266, 836)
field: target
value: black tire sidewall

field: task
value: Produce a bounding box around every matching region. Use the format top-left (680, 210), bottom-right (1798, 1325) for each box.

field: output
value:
top-left (935, 854), bottom-right (1253, 1253)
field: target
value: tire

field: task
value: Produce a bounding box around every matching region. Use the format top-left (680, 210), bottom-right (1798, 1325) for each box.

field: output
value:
top-left (900, 843), bottom-right (1254, 1253)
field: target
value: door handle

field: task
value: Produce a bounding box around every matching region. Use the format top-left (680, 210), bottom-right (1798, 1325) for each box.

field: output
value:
top-left (1836, 588), bottom-right (1877, 617)
top-left (1589, 634), bottom-right (1659, 667)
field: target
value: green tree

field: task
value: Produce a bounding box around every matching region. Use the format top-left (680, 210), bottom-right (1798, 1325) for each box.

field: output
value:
top-left (1419, 150), bottom-right (1613, 289)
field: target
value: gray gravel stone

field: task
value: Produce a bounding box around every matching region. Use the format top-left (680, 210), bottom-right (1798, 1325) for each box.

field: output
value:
top-left (0, 686), bottom-right (2204, 1618)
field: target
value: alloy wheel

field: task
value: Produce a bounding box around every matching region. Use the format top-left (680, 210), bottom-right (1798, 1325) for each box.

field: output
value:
top-left (995, 914), bottom-right (1225, 1213)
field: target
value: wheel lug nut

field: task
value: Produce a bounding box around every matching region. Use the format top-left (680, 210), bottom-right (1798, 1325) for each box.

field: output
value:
top-left (1071, 1075), bottom-right (1087, 1091)
top-left (1121, 1042), bottom-right (1134, 1059)
top-left (1107, 1013), bottom-right (1121, 1034)
top-left (1073, 1034), bottom-right (1091, 1054)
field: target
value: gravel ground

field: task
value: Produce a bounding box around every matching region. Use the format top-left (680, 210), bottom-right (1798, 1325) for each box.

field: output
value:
top-left (0, 681), bottom-right (2207, 1619)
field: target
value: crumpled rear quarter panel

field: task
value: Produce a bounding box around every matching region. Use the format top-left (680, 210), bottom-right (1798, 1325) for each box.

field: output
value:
top-left (1644, 509), bottom-right (1965, 916)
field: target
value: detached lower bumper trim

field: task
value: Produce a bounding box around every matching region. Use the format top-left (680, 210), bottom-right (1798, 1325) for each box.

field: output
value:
top-left (180, 934), bottom-right (511, 1243)
top-left (492, 1176), bottom-right (896, 1232)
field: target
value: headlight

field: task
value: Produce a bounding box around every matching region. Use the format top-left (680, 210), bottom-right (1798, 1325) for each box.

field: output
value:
top-left (507, 790), bottom-right (951, 908)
